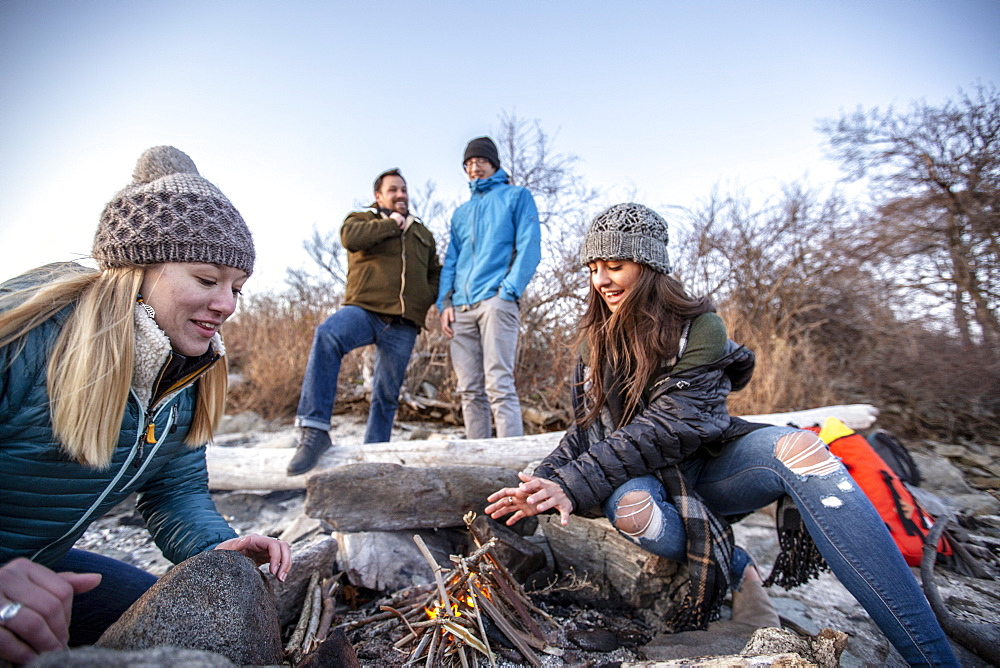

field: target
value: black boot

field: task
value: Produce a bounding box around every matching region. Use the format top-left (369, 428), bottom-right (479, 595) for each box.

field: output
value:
top-left (287, 427), bottom-right (332, 476)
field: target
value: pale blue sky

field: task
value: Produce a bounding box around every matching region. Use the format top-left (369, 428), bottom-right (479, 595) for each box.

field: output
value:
top-left (1, 0), bottom-right (997, 291)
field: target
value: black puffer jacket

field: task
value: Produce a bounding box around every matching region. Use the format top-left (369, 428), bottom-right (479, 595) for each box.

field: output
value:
top-left (533, 340), bottom-right (759, 514)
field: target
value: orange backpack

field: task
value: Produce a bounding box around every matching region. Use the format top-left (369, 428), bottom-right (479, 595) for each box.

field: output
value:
top-left (810, 418), bottom-right (951, 566)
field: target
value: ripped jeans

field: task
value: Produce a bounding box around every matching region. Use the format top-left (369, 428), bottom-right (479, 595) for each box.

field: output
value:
top-left (601, 426), bottom-right (957, 668)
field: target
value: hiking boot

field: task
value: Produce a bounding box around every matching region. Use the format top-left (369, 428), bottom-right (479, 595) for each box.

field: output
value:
top-left (731, 564), bottom-right (781, 628)
top-left (287, 427), bottom-right (332, 476)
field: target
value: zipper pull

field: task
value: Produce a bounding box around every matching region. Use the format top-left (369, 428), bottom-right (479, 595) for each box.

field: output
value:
top-left (146, 422), bottom-right (156, 444)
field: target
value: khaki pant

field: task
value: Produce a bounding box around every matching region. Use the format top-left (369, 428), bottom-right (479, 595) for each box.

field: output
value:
top-left (449, 295), bottom-right (523, 439)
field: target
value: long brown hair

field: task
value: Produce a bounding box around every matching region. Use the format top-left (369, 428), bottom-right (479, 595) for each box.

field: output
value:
top-left (0, 265), bottom-right (227, 467)
top-left (578, 264), bottom-right (713, 427)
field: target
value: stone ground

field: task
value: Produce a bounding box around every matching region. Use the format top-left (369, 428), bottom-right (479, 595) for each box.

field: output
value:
top-left (77, 413), bottom-right (1000, 666)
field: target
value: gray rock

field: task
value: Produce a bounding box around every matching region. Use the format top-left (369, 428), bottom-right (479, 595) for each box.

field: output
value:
top-left (910, 453), bottom-right (1000, 516)
top-left (567, 628), bottom-right (620, 652)
top-left (269, 533), bottom-right (338, 627)
top-left (640, 620), bottom-right (765, 662)
top-left (305, 462), bottom-right (520, 530)
top-left (278, 513), bottom-right (330, 545)
top-left (216, 411), bottom-right (264, 435)
top-left (28, 645), bottom-right (236, 667)
top-left (96, 550), bottom-right (283, 666)
top-left (913, 451), bottom-right (976, 495)
top-left (743, 627), bottom-right (848, 668)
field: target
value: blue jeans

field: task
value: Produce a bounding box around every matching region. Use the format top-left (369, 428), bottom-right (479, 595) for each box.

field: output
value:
top-left (296, 306), bottom-right (418, 443)
top-left (54, 549), bottom-right (157, 645)
top-left (601, 426), bottom-right (957, 667)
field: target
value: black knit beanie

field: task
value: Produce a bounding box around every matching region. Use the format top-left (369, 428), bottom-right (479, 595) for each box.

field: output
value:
top-left (93, 146), bottom-right (255, 275)
top-left (462, 136), bottom-right (501, 170)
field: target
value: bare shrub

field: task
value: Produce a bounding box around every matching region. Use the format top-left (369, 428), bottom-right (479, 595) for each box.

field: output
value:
top-left (226, 288), bottom-right (355, 420)
top-left (673, 185), bottom-right (860, 416)
top-left (498, 112), bottom-right (599, 431)
top-left (848, 305), bottom-right (1000, 442)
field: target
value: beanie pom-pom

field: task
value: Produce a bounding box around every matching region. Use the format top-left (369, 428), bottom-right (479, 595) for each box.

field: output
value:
top-left (132, 146), bottom-right (200, 184)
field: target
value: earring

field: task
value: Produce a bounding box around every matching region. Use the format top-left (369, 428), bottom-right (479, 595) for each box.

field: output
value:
top-left (137, 294), bottom-right (156, 320)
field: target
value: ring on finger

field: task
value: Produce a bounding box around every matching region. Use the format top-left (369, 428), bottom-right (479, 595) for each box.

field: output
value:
top-left (0, 601), bottom-right (22, 625)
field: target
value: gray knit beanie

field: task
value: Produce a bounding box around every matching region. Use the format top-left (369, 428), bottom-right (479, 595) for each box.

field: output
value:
top-left (93, 146), bottom-right (255, 274)
top-left (579, 203), bottom-right (672, 274)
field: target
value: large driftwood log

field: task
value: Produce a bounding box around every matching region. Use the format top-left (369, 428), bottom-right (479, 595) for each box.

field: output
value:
top-left (206, 404), bottom-right (878, 491)
top-left (206, 432), bottom-right (559, 491)
top-left (538, 514), bottom-right (686, 615)
top-left (304, 463), bottom-right (519, 531)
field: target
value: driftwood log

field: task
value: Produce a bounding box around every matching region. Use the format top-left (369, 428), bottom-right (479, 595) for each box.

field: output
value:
top-left (305, 463), bottom-right (520, 531)
top-left (538, 514), bottom-right (687, 615)
top-left (206, 404), bottom-right (878, 491)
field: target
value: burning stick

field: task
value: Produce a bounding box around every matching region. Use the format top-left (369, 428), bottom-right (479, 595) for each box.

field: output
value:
top-left (414, 534), bottom-right (450, 614)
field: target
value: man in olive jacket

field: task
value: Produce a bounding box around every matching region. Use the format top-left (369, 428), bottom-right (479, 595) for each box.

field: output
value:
top-left (289, 169), bottom-right (441, 475)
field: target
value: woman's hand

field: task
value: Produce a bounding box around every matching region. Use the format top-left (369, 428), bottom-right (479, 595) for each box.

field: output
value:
top-left (486, 472), bottom-right (574, 527)
top-left (0, 558), bottom-right (101, 664)
top-left (214, 534), bottom-right (292, 582)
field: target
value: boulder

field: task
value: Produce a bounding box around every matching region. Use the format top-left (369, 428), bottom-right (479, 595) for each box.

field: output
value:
top-left (96, 550), bottom-right (283, 666)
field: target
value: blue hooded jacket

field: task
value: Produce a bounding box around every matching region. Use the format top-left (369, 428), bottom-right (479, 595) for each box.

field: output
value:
top-left (436, 169), bottom-right (541, 309)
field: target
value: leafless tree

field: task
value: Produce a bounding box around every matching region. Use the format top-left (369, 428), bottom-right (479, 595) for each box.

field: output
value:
top-left (494, 112), bottom-right (602, 424)
top-left (819, 82), bottom-right (1000, 351)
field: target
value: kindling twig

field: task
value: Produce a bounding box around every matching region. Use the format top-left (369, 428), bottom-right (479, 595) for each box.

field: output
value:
top-left (285, 571), bottom-right (319, 660)
top-left (414, 534), bottom-right (451, 608)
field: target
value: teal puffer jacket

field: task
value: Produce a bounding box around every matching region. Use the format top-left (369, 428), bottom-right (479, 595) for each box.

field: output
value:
top-left (0, 266), bottom-right (237, 568)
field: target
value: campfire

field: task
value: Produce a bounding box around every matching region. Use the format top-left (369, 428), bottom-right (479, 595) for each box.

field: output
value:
top-left (345, 513), bottom-right (564, 666)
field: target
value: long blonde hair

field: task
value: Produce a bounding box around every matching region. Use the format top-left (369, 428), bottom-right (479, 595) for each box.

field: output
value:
top-left (0, 265), bottom-right (227, 467)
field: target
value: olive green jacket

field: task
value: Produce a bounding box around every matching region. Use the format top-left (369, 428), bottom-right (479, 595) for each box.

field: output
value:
top-left (340, 208), bottom-right (441, 328)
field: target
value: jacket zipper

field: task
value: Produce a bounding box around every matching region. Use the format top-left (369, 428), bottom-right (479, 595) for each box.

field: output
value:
top-left (31, 357), bottom-right (216, 561)
top-left (465, 194), bottom-right (479, 303)
top-left (398, 217), bottom-right (407, 316)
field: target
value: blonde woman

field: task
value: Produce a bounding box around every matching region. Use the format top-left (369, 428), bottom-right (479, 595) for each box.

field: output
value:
top-left (487, 203), bottom-right (958, 667)
top-left (0, 146), bottom-right (291, 665)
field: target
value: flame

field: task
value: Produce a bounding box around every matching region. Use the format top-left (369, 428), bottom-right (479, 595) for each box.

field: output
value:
top-left (424, 595), bottom-right (477, 620)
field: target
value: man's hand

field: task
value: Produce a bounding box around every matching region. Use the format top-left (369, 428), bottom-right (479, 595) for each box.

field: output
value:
top-left (0, 558), bottom-right (101, 664)
top-left (439, 306), bottom-right (455, 338)
top-left (215, 534), bottom-right (292, 582)
top-left (389, 211), bottom-right (408, 231)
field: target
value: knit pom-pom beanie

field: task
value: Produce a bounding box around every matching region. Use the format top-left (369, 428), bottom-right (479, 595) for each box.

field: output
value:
top-left (93, 146), bottom-right (255, 274)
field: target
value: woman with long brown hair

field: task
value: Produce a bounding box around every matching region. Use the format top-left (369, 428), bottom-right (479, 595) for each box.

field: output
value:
top-left (0, 146), bottom-right (291, 664)
top-left (487, 203), bottom-right (957, 666)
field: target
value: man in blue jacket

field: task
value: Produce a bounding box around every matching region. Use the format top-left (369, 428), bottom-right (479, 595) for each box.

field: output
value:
top-left (437, 136), bottom-right (541, 439)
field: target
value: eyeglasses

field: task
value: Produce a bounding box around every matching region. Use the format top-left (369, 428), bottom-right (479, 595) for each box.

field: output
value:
top-left (464, 157), bottom-right (491, 169)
